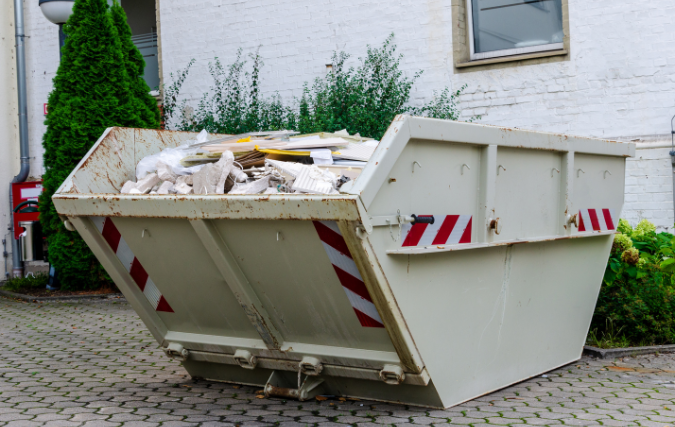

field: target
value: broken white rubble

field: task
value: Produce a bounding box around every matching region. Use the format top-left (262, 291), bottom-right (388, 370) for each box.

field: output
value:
top-left (157, 181), bottom-right (174, 195)
top-left (173, 182), bottom-right (193, 194)
top-left (157, 161), bottom-right (178, 183)
top-left (135, 173), bottom-right (160, 194)
top-left (120, 181), bottom-right (136, 194)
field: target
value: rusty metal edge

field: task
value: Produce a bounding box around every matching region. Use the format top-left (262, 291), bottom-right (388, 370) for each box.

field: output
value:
top-left (583, 344), bottom-right (675, 360)
top-left (337, 220), bottom-right (426, 375)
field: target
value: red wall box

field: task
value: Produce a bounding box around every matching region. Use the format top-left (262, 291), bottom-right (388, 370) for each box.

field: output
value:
top-left (12, 181), bottom-right (43, 239)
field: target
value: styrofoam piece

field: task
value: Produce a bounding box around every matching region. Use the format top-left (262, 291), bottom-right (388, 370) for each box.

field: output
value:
top-left (292, 166), bottom-right (337, 194)
top-left (265, 159), bottom-right (306, 178)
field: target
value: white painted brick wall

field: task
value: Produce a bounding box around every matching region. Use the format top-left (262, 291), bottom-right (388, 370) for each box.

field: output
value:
top-left (22, 0), bottom-right (60, 178)
top-left (12, 0), bottom-right (675, 239)
top-left (624, 146), bottom-right (674, 233)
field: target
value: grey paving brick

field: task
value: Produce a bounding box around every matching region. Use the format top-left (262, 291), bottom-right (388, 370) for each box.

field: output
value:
top-left (6, 300), bottom-right (675, 427)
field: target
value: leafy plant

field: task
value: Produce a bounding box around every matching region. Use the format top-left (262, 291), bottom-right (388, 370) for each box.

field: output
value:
top-left (591, 219), bottom-right (675, 346)
top-left (162, 34), bottom-right (475, 138)
top-left (2, 274), bottom-right (49, 293)
top-left (586, 318), bottom-right (631, 349)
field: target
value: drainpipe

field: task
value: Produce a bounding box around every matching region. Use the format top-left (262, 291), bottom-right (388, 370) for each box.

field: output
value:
top-left (10, 0), bottom-right (30, 278)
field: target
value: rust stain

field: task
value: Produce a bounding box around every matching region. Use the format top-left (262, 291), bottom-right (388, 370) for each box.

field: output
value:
top-left (265, 385), bottom-right (299, 400)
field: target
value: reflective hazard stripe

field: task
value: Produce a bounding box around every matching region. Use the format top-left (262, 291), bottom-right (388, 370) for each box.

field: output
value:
top-left (313, 221), bottom-right (384, 328)
top-left (401, 215), bottom-right (472, 247)
top-left (90, 217), bottom-right (174, 313)
top-left (578, 209), bottom-right (617, 232)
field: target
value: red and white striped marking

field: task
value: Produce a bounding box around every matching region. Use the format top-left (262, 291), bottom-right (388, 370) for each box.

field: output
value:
top-left (401, 215), bottom-right (472, 247)
top-left (90, 217), bottom-right (174, 313)
top-left (578, 209), bottom-right (618, 232)
top-left (313, 221), bottom-right (384, 328)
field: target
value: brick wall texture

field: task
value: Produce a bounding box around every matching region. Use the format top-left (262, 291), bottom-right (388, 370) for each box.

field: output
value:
top-left (15, 0), bottom-right (675, 235)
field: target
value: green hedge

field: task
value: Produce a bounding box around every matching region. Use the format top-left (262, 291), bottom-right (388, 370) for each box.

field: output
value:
top-left (162, 34), bottom-right (475, 139)
top-left (590, 219), bottom-right (675, 347)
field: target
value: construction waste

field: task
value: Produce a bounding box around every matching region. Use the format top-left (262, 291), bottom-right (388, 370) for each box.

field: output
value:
top-left (120, 130), bottom-right (378, 196)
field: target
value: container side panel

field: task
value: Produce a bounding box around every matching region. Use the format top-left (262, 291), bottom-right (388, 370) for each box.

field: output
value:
top-left (493, 148), bottom-right (563, 241)
top-left (110, 217), bottom-right (262, 340)
top-left (69, 128), bottom-right (137, 194)
top-left (573, 154), bottom-right (626, 234)
top-left (210, 219), bottom-right (396, 352)
top-left (367, 139), bottom-right (482, 234)
top-left (373, 235), bottom-right (612, 408)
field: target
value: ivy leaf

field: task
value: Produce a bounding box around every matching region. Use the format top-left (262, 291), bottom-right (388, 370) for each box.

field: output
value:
top-left (626, 266), bottom-right (638, 278)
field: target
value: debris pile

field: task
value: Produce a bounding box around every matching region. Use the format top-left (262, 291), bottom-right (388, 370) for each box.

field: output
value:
top-left (120, 130), bottom-right (377, 196)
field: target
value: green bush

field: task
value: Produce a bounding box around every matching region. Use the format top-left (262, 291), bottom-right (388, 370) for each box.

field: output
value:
top-left (2, 274), bottom-right (49, 293)
top-left (39, 0), bottom-right (160, 290)
top-left (590, 219), bottom-right (675, 347)
top-left (163, 34), bottom-right (475, 138)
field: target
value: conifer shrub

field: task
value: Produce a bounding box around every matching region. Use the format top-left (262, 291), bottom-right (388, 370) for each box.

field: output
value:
top-left (39, 0), bottom-right (159, 290)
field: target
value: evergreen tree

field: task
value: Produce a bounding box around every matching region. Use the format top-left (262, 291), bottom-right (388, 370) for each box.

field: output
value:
top-left (110, 0), bottom-right (160, 129)
top-left (39, 0), bottom-right (148, 289)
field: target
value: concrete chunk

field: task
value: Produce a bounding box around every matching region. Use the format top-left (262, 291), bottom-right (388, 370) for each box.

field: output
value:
top-left (120, 181), bottom-right (137, 194)
top-left (176, 174), bottom-right (194, 186)
top-left (135, 173), bottom-right (160, 194)
top-left (157, 161), bottom-right (178, 183)
top-left (157, 181), bottom-right (174, 195)
top-left (174, 182), bottom-right (193, 194)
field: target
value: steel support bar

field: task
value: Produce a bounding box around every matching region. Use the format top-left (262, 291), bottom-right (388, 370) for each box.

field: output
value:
top-left (190, 219), bottom-right (283, 350)
top-left (68, 216), bottom-right (167, 342)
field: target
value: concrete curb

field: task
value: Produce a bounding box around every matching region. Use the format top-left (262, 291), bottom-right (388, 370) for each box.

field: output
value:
top-left (0, 287), bottom-right (124, 302)
top-left (584, 344), bottom-right (675, 359)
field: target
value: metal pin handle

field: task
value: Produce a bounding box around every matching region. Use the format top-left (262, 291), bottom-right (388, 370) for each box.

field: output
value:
top-left (604, 170), bottom-right (612, 179)
top-left (411, 214), bottom-right (435, 225)
top-left (577, 168), bottom-right (585, 177)
top-left (497, 165), bottom-right (506, 175)
top-left (413, 161), bottom-right (422, 173)
top-left (461, 164), bottom-right (471, 175)
top-left (551, 168), bottom-right (560, 177)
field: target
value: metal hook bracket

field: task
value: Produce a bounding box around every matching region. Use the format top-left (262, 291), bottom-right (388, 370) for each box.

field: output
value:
top-left (497, 165), bottom-right (506, 175)
top-left (577, 168), bottom-right (585, 178)
top-left (604, 170), bottom-right (612, 179)
top-left (461, 164), bottom-right (471, 175)
top-left (551, 168), bottom-right (560, 177)
top-left (412, 161), bottom-right (422, 173)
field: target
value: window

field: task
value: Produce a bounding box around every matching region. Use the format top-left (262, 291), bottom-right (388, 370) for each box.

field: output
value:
top-left (466, 0), bottom-right (564, 61)
top-left (121, 0), bottom-right (160, 91)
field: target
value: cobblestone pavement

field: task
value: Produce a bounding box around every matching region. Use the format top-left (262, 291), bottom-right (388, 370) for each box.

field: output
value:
top-left (2, 298), bottom-right (675, 426)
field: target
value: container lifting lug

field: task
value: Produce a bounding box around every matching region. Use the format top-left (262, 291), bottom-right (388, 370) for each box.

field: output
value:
top-left (233, 349), bottom-right (257, 370)
top-left (488, 218), bottom-right (502, 235)
top-left (163, 343), bottom-right (189, 362)
top-left (299, 356), bottom-right (323, 376)
top-left (567, 213), bottom-right (578, 228)
top-left (379, 364), bottom-right (405, 385)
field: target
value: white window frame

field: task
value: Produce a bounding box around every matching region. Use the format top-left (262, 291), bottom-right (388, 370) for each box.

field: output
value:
top-left (466, 0), bottom-right (564, 61)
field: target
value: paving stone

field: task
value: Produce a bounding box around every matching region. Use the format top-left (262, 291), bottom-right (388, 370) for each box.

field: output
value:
top-left (5, 299), bottom-right (675, 426)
